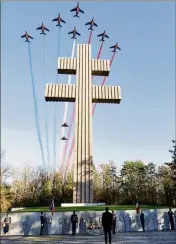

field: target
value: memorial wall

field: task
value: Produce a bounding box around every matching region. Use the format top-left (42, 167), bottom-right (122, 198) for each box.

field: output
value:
top-left (1, 208), bottom-right (176, 236)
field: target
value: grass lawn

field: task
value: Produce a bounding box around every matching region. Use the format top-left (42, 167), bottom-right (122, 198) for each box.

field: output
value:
top-left (11, 205), bottom-right (170, 213)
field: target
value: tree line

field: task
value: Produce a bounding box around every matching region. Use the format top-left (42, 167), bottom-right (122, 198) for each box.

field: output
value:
top-left (1, 140), bottom-right (176, 212)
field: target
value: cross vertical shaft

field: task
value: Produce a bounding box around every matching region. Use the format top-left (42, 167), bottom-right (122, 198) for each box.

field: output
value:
top-left (74, 44), bottom-right (93, 203)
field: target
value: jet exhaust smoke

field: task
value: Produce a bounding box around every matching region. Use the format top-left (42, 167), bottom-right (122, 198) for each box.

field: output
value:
top-left (27, 42), bottom-right (46, 167)
top-left (42, 35), bottom-right (50, 171)
top-left (88, 30), bottom-right (93, 45)
top-left (53, 27), bottom-right (61, 170)
top-left (59, 39), bottom-right (76, 172)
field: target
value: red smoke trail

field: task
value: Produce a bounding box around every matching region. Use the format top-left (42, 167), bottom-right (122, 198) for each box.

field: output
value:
top-left (88, 30), bottom-right (93, 44)
top-left (62, 30), bottom-right (95, 177)
top-left (97, 41), bottom-right (104, 59)
top-left (64, 41), bottom-right (105, 176)
top-left (92, 52), bottom-right (116, 115)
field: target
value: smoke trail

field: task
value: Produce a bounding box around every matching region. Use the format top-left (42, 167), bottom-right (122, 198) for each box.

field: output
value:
top-left (97, 41), bottom-right (104, 59)
top-left (59, 39), bottom-right (76, 171)
top-left (65, 137), bottom-right (74, 177)
top-left (88, 30), bottom-right (93, 44)
top-left (92, 52), bottom-right (116, 115)
top-left (42, 35), bottom-right (50, 170)
top-left (64, 41), bottom-right (105, 176)
top-left (53, 27), bottom-right (61, 170)
top-left (27, 42), bottom-right (45, 167)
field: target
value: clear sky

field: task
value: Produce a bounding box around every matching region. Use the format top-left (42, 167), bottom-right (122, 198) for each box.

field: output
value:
top-left (1, 1), bottom-right (175, 171)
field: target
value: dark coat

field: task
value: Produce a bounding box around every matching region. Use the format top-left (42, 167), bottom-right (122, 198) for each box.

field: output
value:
top-left (102, 212), bottom-right (113, 229)
top-left (71, 214), bottom-right (78, 224)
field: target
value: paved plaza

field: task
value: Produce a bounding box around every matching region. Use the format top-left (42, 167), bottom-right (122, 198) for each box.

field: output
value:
top-left (1, 231), bottom-right (176, 244)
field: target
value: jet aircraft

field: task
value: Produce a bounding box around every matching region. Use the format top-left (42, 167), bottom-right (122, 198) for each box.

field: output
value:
top-left (52, 13), bottom-right (66, 27)
top-left (97, 30), bottom-right (109, 42)
top-left (21, 31), bottom-right (34, 42)
top-left (70, 2), bottom-right (84, 17)
top-left (61, 123), bottom-right (69, 127)
top-left (110, 42), bottom-right (121, 52)
top-left (60, 136), bottom-right (68, 141)
top-left (68, 26), bottom-right (81, 39)
top-left (85, 17), bottom-right (98, 30)
top-left (36, 22), bottom-right (50, 34)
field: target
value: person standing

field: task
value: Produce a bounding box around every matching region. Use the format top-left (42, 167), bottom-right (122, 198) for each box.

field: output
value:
top-left (40, 212), bottom-right (45, 235)
top-left (102, 207), bottom-right (113, 244)
top-left (168, 208), bottom-right (174, 230)
top-left (3, 213), bottom-right (11, 236)
top-left (112, 210), bottom-right (116, 234)
top-left (71, 211), bottom-right (78, 235)
top-left (140, 210), bottom-right (145, 232)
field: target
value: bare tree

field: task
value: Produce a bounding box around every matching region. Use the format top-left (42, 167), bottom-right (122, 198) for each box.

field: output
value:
top-left (0, 150), bottom-right (11, 183)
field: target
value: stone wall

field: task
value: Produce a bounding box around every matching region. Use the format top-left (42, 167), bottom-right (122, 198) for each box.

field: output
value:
top-left (1, 208), bottom-right (176, 236)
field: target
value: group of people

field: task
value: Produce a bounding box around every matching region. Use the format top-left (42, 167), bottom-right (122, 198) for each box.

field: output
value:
top-left (2, 207), bottom-right (175, 240)
top-left (70, 208), bottom-right (144, 244)
top-left (69, 207), bottom-right (175, 244)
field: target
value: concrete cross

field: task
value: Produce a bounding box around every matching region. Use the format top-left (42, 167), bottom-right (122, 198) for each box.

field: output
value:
top-left (45, 44), bottom-right (121, 203)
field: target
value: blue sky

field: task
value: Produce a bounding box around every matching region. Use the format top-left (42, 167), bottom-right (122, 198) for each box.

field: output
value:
top-left (1, 1), bottom-right (175, 171)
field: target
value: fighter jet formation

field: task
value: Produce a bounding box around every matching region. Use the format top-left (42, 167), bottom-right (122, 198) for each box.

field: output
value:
top-left (36, 22), bottom-right (50, 35)
top-left (21, 2), bottom-right (121, 50)
top-left (68, 26), bottom-right (81, 39)
top-left (21, 2), bottom-right (121, 142)
top-left (21, 31), bottom-right (34, 42)
top-left (85, 17), bottom-right (98, 31)
top-left (70, 2), bottom-right (84, 17)
top-left (52, 13), bottom-right (66, 27)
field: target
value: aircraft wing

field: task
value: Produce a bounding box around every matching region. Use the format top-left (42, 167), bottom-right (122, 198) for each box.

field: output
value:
top-left (61, 18), bottom-right (66, 23)
top-left (105, 34), bottom-right (109, 38)
top-left (76, 31), bottom-right (81, 36)
top-left (110, 45), bottom-right (115, 49)
top-left (44, 27), bottom-right (50, 32)
top-left (93, 22), bottom-right (98, 27)
top-left (52, 18), bottom-right (58, 21)
top-left (117, 46), bottom-right (121, 50)
top-left (21, 34), bottom-right (26, 38)
top-left (70, 7), bottom-right (77, 12)
top-left (68, 31), bottom-right (74, 34)
top-left (85, 21), bottom-right (91, 26)
top-left (97, 33), bottom-right (103, 37)
top-left (79, 8), bottom-right (84, 14)
top-left (28, 35), bottom-right (33, 39)
top-left (36, 26), bottom-right (42, 30)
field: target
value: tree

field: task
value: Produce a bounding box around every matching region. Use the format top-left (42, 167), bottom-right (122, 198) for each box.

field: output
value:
top-left (0, 150), bottom-right (13, 212)
top-left (0, 150), bottom-right (11, 183)
top-left (165, 140), bottom-right (176, 205)
top-left (120, 160), bottom-right (146, 204)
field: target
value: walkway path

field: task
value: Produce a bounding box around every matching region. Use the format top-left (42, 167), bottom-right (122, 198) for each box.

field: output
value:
top-left (1, 231), bottom-right (176, 244)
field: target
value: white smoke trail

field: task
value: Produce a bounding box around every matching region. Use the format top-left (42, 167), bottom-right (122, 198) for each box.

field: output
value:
top-left (58, 39), bottom-right (76, 171)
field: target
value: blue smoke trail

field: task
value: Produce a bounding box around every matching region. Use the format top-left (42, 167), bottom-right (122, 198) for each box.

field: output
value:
top-left (27, 42), bottom-right (45, 167)
top-left (43, 35), bottom-right (50, 170)
top-left (53, 27), bottom-right (61, 170)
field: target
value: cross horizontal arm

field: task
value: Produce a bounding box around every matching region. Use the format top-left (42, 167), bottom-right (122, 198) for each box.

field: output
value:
top-left (45, 83), bottom-right (76, 102)
top-left (91, 59), bottom-right (110, 76)
top-left (92, 85), bottom-right (121, 104)
top-left (58, 58), bottom-right (77, 75)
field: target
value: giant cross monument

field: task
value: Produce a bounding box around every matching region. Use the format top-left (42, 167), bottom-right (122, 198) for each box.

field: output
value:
top-left (45, 44), bottom-right (121, 203)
